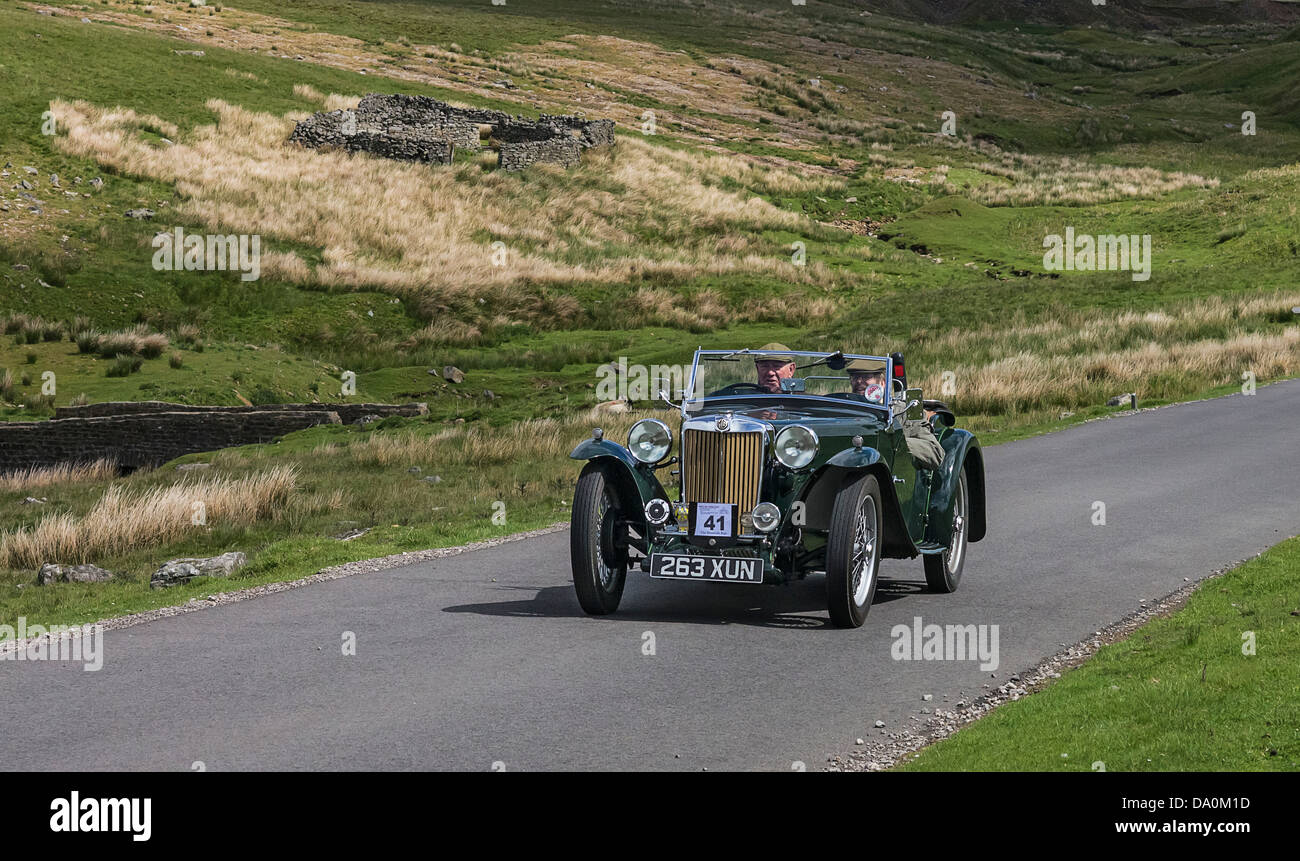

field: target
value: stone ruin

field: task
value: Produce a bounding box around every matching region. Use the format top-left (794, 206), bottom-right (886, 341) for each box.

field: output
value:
top-left (289, 94), bottom-right (615, 171)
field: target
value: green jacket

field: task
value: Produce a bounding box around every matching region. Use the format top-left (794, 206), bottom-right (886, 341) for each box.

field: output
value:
top-left (902, 419), bottom-right (945, 470)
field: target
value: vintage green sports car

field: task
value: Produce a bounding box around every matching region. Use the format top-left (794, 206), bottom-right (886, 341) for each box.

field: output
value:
top-left (568, 348), bottom-right (987, 628)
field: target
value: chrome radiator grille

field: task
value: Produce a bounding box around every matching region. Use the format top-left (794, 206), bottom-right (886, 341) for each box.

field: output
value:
top-left (682, 429), bottom-right (763, 512)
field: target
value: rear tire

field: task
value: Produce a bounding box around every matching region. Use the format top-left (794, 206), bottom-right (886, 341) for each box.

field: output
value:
top-left (924, 466), bottom-right (968, 593)
top-left (826, 472), bottom-right (883, 629)
top-left (570, 463), bottom-right (628, 615)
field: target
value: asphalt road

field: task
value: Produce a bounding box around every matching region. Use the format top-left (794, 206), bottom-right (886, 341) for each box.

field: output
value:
top-left (3, 381), bottom-right (1298, 771)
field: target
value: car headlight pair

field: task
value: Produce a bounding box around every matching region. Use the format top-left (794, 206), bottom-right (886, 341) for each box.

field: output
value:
top-left (628, 419), bottom-right (672, 464)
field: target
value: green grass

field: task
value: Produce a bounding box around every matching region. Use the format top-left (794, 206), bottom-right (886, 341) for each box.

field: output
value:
top-left (2, 0), bottom-right (1298, 629)
top-left (900, 536), bottom-right (1300, 771)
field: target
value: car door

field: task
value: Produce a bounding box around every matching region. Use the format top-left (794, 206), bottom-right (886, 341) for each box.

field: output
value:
top-left (886, 416), bottom-right (926, 542)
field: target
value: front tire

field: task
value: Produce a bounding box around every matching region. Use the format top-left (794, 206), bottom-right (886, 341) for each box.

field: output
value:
top-left (826, 472), bottom-right (883, 629)
top-left (924, 466), bottom-right (968, 593)
top-left (570, 463), bottom-right (628, 615)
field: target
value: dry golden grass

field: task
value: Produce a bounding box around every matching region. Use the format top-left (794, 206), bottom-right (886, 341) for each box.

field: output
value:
top-left (951, 150), bottom-right (1217, 206)
top-left (856, 292), bottom-right (1300, 414)
top-left (0, 466), bottom-right (298, 570)
top-left (331, 407), bottom-right (664, 470)
top-left (0, 460), bottom-right (118, 493)
top-left (51, 99), bottom-right (839, 328)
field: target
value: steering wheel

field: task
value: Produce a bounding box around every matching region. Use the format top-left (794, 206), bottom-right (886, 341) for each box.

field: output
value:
top-left (709, 382), bottom-right (771, 396)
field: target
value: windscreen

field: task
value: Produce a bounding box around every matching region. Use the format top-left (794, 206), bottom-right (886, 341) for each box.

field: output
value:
top-left (688, 353), bottom-right (891, 404)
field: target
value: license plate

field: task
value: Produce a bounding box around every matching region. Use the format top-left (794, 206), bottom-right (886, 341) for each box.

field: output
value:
top-left (649, 554), bottom-right (762, 584)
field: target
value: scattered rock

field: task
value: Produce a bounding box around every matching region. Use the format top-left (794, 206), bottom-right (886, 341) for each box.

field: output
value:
top-left (921, 694), bottom-right (933, 702)
top-left (333, 527), bottom-right (371, 542)
top-left (173, 50), bottom-right (206, 57)
top-left (874, 720), bottom-right (885, 728)
top-left (150, 552), bottom-right (247, 589)
top-left (442, 365), bottom-right (465, 383)
top-left (594, 399), bottom-right (629, 413)
top-left (12, 264), bottom-right (29, 271)
top-left (352, 414), bottom-right (383, 426)
top-left (19, 179), bottom-right (32, 190)
top-left (175, 462), bottom-right (211, 472)
top-left (422, 475), bottom-right (442, 484)
top-left (20, 496), bottom-right (47, 505)
top-left (408, 466), bottom-right (423, 476)
top-left (125, 208), bottom-right (156, 220)
top-left (1106, 393), bottom-right (1137, 408)
top-left (23, 166), bottom-right (38, 175)
top-left (482, 390), bottom-right (496, 400)
top-left (38, 563), bottom-right (115, 585)
top-left (89, 177), bottom-right (104, 188)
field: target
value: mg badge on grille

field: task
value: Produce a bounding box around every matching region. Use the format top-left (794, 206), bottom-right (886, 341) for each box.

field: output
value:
top-left (716, 415), bottom-right (730, 431)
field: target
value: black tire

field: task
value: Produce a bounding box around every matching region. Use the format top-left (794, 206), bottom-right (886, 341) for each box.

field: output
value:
top-left (570, 463), bottom-right (628, 615)
top-left (924, 466), bottom-right (968, 593)
top-left (825, 472), bottom-right (883, 629)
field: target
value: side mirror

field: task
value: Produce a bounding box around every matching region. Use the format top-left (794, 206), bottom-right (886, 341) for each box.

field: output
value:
top-left (891, 398), bottom-right (920, 420)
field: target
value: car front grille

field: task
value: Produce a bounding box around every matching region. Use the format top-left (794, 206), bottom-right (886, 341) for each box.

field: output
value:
top-left (682, 429), bottom-right (763, 513)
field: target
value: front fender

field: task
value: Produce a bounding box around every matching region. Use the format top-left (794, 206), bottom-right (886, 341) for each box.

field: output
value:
top-left (569, 439), bottom-right (669, 528)
top-left (924, 429), bottom-right (986, 547)
top-left (800, 447), bottom-right (916, 558)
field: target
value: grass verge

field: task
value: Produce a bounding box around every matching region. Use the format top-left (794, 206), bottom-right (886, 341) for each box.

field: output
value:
top-left (898, 536), bottom-right (1300, 771)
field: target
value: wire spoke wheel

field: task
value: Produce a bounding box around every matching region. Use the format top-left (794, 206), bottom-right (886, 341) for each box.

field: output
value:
top-left (826, 472), bottom-right (883, 628)
top-left (571, 463), bottom-right (628, 615)
top-left (925, 467), bottom-right (968, 593)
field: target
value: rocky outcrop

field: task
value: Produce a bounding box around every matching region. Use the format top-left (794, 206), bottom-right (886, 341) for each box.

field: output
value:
top-left (150, 552), bottom-right (247, 589)
top-left (289, 93), bottom-right (613, 171)
top-left (37, 563), bottom-right (115, 585)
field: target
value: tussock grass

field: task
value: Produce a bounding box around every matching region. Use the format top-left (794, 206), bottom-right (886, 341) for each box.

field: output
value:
top-left (51, 99), bottom-right (840, 330)
top-left (952, 151), bottom-right (1218, 206)
top-left (76, 324), bottom-right (170, 359)
top-left (855, 293), bottom-right (1300, 415)
top-left (0, 460), bottom-right (118, 493)
top-left (326, 407), bottom-right (655, 473)
top-left (0, 466), bottom-right (298, 570)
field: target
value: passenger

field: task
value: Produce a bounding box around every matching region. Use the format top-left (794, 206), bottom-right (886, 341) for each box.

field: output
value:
top-left (845, 358), bottom-right (886, 404)
top-left (846, 358), bottom-right (944, 469)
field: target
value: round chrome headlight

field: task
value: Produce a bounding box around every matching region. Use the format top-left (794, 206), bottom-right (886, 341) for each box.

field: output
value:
top-left (774, 425), bottom-right (818, 470)
top-left (628, 419), bottom-right (672, 464)
top-left (644, 498), bottom-right (670, 525)
top-left (751, 502), bottom-right (781, 533)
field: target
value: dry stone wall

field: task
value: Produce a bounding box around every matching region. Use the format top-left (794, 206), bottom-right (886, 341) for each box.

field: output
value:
top-left (2, 402), bottom-right (427, 473)
top-left (289, 94), bottom-right (613, 171)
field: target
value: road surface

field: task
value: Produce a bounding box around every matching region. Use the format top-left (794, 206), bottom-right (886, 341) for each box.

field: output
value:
top-left (2, 381), bottom-right (1297, 770)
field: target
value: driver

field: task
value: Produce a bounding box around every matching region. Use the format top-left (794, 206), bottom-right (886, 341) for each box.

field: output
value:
top-left (753, 343), bottom-right (797, 394)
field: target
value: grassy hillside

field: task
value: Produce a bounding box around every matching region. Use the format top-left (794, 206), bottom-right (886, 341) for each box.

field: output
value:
top-left (1, 0), bottom-right (1298, 625)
